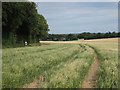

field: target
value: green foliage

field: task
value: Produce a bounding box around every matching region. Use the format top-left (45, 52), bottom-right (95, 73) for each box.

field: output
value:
top-left (66, 34), bottom-right (78, 41)
top-left (43, 32), bottom-right (119, 41)
top-left (44, 34), bottom-right (78, 41)
top-left (77, 32), bottom-right (119, 40)
top-left (2, 2), bottom-right (49, 48)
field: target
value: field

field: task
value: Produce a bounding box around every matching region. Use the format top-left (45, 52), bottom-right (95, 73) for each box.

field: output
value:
top-left (81, 38), bottom-right (118, 88)
top-left (2, 38), bottom-right (118, 88)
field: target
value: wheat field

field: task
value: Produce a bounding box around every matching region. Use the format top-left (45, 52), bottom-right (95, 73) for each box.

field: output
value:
top-left (2, 38), bottom-right (118, 88)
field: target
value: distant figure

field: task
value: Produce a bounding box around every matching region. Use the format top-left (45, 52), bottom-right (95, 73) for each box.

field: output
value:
top-left (25, 41), bottom-right (27, 46)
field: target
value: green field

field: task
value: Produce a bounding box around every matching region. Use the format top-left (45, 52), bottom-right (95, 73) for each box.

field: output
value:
top-left (2, 38), bottom-right (118, 88)
top-left (80, 38), bottom-right (118, 88)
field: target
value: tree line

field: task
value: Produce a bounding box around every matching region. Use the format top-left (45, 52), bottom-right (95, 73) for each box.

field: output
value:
top-left (42, 32), bottom-right (119, 41)
top-left (2, 2), bottom-right (49, 48)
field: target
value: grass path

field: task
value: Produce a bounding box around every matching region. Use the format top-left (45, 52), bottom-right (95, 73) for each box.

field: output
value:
top-left (81, 49), bottom-right (99, 88)
top-left (24, 44), bottom-right (96, 88)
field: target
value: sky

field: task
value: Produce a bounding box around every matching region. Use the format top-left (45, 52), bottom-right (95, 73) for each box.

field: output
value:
top-left (36, 2), bottom-right (118, 34)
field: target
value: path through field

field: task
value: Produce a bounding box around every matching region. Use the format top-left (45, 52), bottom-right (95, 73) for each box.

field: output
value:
top-left (2, 38), bottom-right (118, 88)
top-left (81, 52), bottom-right (99, 88)
top-left (23, 44), bottom-right (99, 88)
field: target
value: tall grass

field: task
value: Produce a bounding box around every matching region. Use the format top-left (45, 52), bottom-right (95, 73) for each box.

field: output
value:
top-left (2, 43), bottom-right (86, 88)
top-left (81, 38), bottom-right (118, 88)
top-left (38, 44), bottom-right (94, 88)
top-left (96, 49), bottom-right (118, 88)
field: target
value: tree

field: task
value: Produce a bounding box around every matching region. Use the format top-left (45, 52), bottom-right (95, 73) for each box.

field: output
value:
top-left (2, 2), bottom-right (49, 48)
top-left (67, 34), bottom-right (78, 40)
top-left (35, 14), bottom-right (49, 41)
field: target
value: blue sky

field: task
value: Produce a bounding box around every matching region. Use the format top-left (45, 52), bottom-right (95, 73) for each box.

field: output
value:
top-left (36, 2), bottom-right (118, 34)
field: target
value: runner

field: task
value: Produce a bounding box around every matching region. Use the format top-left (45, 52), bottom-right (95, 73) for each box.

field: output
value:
top-left (25, 41), bottom-right (27, 46)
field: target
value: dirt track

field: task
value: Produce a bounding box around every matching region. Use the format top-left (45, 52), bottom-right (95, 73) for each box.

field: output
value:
top-left (24, 43), bottom-right (99, 88)
top-left (24, 75), bottom-right (44, 88)
top-left (24, 51), bottom-right (99, 88)
top-left (81, 52), bottom-right (99, 88)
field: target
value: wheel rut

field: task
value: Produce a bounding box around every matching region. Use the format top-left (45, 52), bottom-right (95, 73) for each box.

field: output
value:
top-left (24, 44), bottom-right (99, 88)
top-left (81, 51), bottom-right (99, 88)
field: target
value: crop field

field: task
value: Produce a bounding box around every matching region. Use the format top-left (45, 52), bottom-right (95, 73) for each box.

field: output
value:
top-left (80, 38), bottom-right (118, 88)
top-left (2, 38), bottom-right (118, 88)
